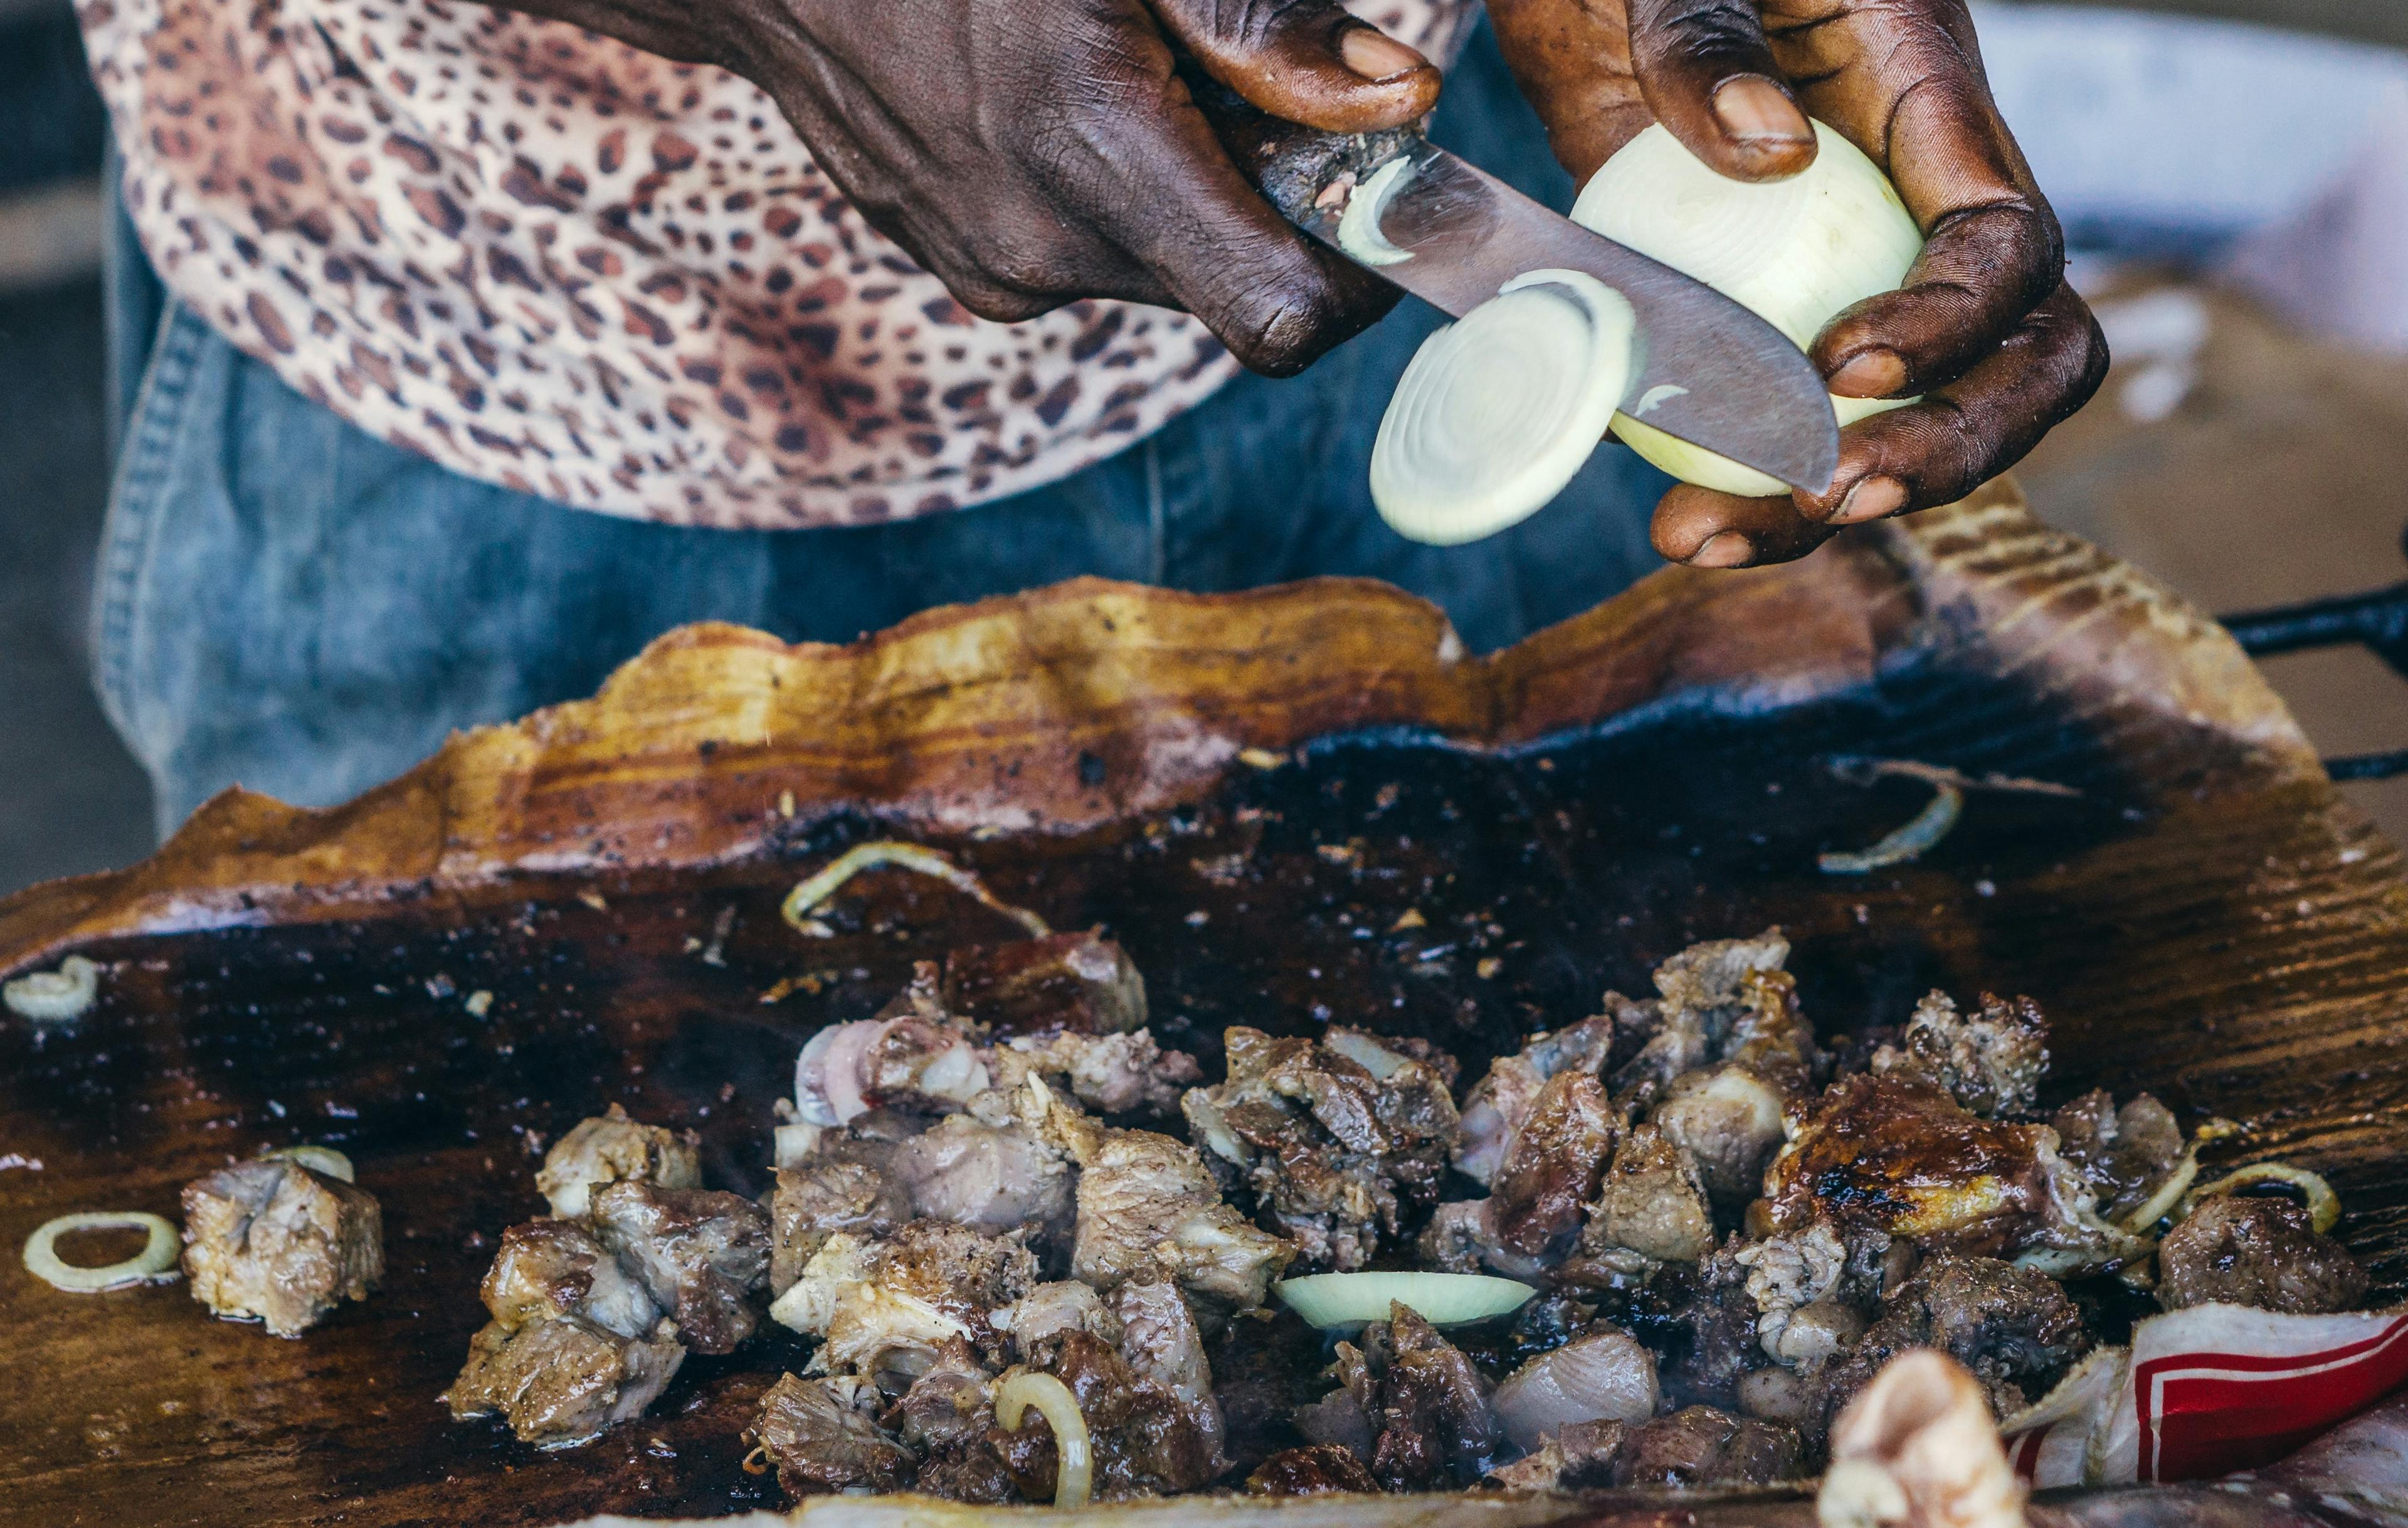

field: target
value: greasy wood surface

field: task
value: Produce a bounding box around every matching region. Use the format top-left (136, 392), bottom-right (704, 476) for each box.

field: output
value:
top-left (2, 484), bottom-right (2405, 1528)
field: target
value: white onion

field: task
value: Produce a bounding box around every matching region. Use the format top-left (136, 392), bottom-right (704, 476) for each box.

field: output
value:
top-left (262, 1145), bottom-right (356, 1183)
top-left (995, 1369), bottom-right (1094, 1509)
top-left (23, 1211), bottom-right (181, 1293)
top-left (1336, 157), bottom-right (1416, 268)
top-left (1274, 1271), bottom-right (1534, 1330)
top-left (781, 841), bottom-right (1050, 939)
top-left (1370, 270), bottom-right (1635, 545)
top-left (2182, 1162), bottom-right (2341, 1234)
top-left (4, 955), bottom-right (99, 1022)
top-left (1573, 121), bottom-right (1925, 497)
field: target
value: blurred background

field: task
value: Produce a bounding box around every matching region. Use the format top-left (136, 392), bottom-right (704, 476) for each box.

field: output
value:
top-left (4, 0), bottom-right (2408, 895)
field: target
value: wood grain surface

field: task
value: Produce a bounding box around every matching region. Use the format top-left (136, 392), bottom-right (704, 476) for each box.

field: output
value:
top-left (1, 482), bottom-right (2402, 1528)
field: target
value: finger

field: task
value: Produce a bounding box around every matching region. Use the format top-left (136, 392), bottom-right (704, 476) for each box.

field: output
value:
top-left (1485, 0), bottom-right (1656, 181)
top-left (1627, 0), bottom-right (1816, 181)
top-left (1148, 0), bottom-right (1441, 134)
top-left (1802, 281), bottom-right (2107, 521)
top-left (1650, 484), bottom-right (1835, 568)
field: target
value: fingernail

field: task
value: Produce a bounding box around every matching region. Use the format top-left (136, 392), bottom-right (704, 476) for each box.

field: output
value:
top-left (1711, 76), bottom-right (1810, 143)
top-left (1829, 349), bottom-right (1908, 398)
top-left (1689, 531), bottom-right (1754, 568)
top-left (1831, 475), bottom-right (1907, 525)
top-left (1340, 27), bottom-right (1429, 83)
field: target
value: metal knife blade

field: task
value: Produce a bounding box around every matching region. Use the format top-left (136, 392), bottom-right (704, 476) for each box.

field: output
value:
top-left (1302, 142), bottom-right (1839, 495)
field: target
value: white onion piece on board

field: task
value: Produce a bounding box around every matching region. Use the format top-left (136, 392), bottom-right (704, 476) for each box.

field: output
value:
top-left (23, 1211), bottom-right (181, 1293)
top-left (1336, 156), bottom-right (1416, 268)
top-left (1370, 270), bottom-right (1635, 545)
top-left (1572, 120), bottom-right (1924, 497)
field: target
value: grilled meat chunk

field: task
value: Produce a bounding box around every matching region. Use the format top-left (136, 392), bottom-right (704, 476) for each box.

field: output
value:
top-left (1615, 1406), bottom-right (1802, 1487)
top-left (1183, 1026), bottom-right (1459, 1270)
top-left (1337, 1303), bottom-right (1502, 1490)
top-left (1455, 1014), bottom-right (1620, 1186)
top-left (445, 1313), bottom-right (684, 1446)
top-left (1644, 953), bottom-right (1819, 1202)
top-left (479, 1219), bottom-right (658, 1339)
top-left (750, 1372), bottom-right (914, 1495)
top-left (1490, 1327), bottom-right (1659, 1452)
top-left (769, 1136), bottom-right (911, 1295)
top-left (942, 931), bottom-right (1148, 1038)
top-left (1486, 1071), bottom-right (1622, 1261)
top-left (1247, 1442), bottom-right (1380, 1495)
top-left (991, 1029), bottom-right (1202, 1116)
top-left (1613, 931), bottom-right (1793, 1096)
top-left (2051, 1090), bottom-right (2189, 1223)
top-left (1871, 991), bottom-right (2047, 1120)
top-left (1483, 1418), bottom-right (1627, 1491)
top-left (181, 1157), bottom-right (383, 1337)
top-left (781, 1220), bottom-right (1040, 1383)
top-left (1048, 1105), bottom-right (1295, 1319)
top-left (894, 1342), bottom-right (1020, 1504)
top-left (894, 1112), bottom-right (1075, 1238)
top-left (995, 1329), bottom-right (1222, 1499)
top-left (1568, 1124), bottom-right (1716, 1282)
top-left (589, 1182), bottom-right (771, 1355)
top-left (999, 1279), bottom-right (1122, 1357)
top-left (535, 1103), bottom-right (701, 1219)
top-left (2155, 1196), bottom-right (2367, 1314)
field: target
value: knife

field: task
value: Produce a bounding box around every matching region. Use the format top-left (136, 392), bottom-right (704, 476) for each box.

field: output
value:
top-left (1198, 89), bottom-right (1841, 496)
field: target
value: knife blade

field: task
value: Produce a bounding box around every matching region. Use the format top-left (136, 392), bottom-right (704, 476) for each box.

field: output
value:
top-left (1297, 141), bottom-right (1838, 494)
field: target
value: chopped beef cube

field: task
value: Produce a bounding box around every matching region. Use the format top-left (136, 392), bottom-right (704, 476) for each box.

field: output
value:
top-left (894, 1343), bottom-right (1020, 1504)
top-left (534, 1103), bottom-right (700, 1219)
top-left (480, 1219), bottom-right (658, 1339)
top-left (1486, 1070), bottom-right (1622, 1261)
top-left (999, 1279), bottom-right (1122, 1359)
top-left (1247, 1442), bottom-right (1380, 1495)
top-left (1346, 1303), bottom-right (1501, 1490)
top-left (1871, 991), bottom-right (2047, 1120)
top-left (1575, 1123), bottom-right (1715, 1276)
top-left (1615, 1406), bottom-right (1802, 1487)
top-left (1110, 1280), bottom-right (1224, 1465)
top-left (785, 1220), bottom-right (1040, 1381)
top-left (749, 1372), bottom-right (915, 1496)
top-left (1455, 1014), bottom-right (1620, 1186)
top-left (181, 1157), bottom-right (383, 1337)
top-left (995, 1329), bottom-right (1221, 1499)
top-left (894, 1112), bottom-right (1075, 1238)
top-left (589, 1182), bottom-right (770, 1355)
top-left (1484, 1418), bottom-right (1627, 1491)
top-left (2155, 1196), bottom-right (2367, 1315)
top-left (2051, 1090), bottom-right (2189, 1222)
top-left (1658, 1244), bottom-right (1767, 1409)
top-left (1182, 1026), bottom-right (1459, 1270)
top-left (991, 1029), bottom-right (1202, 1115)
top-left (1613, 931), bottom-right (1793, 1096)
top-left (1490, 1327), bottom-right (1658, 1453)
top-left (769, 1136), bottom-right (910, 1295)
top-left (445, 1313), bottom-right (684, 1447)
top-left (942, 931), bottom-right (1148, 1037)
top-left (1295, 1386), bottom-right (1376, 1459)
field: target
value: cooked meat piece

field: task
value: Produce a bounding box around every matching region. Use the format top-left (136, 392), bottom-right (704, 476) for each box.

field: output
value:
top-left (589, 1182), bottom-right (770, 1355)
top-left (1810, 1252), bottom-right (2087, 1446)
top-left (1247, 1442), bottom-right (1380, 1495)
top-left (1490, 1326), bottom-right (1658, 1452)
top-left (534, 1103), bottom-right (701, 1219)
top-left (445, 1313), bottom-right (684, 1446)
top-left (1822, 1350), bottom-right (2025, 1528)
top-left (1734, 1219), bottom-right (1877, 1371)
top-left (942, 931), bottom-right (1148, 1037)
top-left (1205, 1304), bottom-right (1329, 1476)
top-left (995, 1329), bottom-right (1222, 1499)
top-left (1483, 1418), bottom-right (1627, 1491)
top-left (1053, 1110), bottom-right (1296, 1320)
top-left (1576, 1123), bottom-right (1715, 1273)
top-left (181, 1157), bottom-right (383, 1337)
top-left (1872, 990), bottom-right (2047, 1120)
top-left (1649, 1064), bottom-right (1790, 1204)
top-left (1183, 1026), bottom-right (1459, 1270)
top-left (1764, 1074), bottom-right (2152, 1275)
top-left (892, 1342), bottom-right (1022, 1504)
top-left (998, 1279), bottom-right (1123, 1357)
top-left (1354, 1303), bottom-right (1502, 1490)
top-left (2156, 1195), bottom-right (2367, 1314)
top-left (480, 1219), bottom-right (658, 1339)
top-left (769, 1142), bottom-right (910, 1297)
top-left (749, 1372), bottom-right (915, 1496)
top-left (794, 969), bottom-right (993, 1127)
top-left (1111, 1279), bottom-right (1224, 1465)
top-left (1614, 931), bottom-right (1792, 1096)
top-left (1614, 1406), bottom-right (1802, 1487)
top-left (1487, 1071), bottom-right (1622, 1261)
top-left (1417, 1198), bottom-right (1491, 1276)
top-left (2051, 1090), bottom-right (2189, 1221)
top-left (990, 1029), bottom-right (1202, 1117)
top-left (810, 1220), bottom-right (1040, 1381)
top-left (1656, 1243), bottom-right (1768, 1410)
top-left (1455, 1014), bottom-right (1620, 1186)
top-left (1294, 1385), bottom-right (1376, 1460)
top-left (893, 1112), bottom-right (1075, 1238)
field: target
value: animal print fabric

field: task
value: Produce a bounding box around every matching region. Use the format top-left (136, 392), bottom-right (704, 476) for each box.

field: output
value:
top-left (78, 0), bottom-right (1477, 529)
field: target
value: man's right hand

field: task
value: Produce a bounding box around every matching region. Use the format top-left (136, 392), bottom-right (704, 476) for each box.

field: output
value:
top-left (688, 0), bottom-right (1440, 375)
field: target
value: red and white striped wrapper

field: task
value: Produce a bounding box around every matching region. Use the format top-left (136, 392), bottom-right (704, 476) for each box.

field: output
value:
top-left (2002, 1303), bottom-right (2408, 1487)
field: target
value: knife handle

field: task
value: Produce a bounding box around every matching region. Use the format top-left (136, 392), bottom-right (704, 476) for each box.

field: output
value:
top-left (1181, 65), bottom-right (1427, 226)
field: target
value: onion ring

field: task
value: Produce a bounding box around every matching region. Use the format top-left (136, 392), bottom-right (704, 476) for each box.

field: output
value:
top-left (995, 1369), bottom-right (1092, 1509)
top-left (23, 1211), bottom-right (181, 1293)
top-left (2183, 1162), bottom-right (2342, 1234)
top-left (781, 841), bottom-right (1050, 940)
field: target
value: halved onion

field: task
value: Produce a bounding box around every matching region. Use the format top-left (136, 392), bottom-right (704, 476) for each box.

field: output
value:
top-left (1275, 1271), bottom-right (1536, 1330)
top-left (23, 1211), bottom-right (181, 1293)
top-left (4, 955), bottom-right (99, 1022)
top-left (1370, 270), bottom-right (1635, 545)
top-left (2182, 1162), bottom-right (2341, 1234)
top-left (995, 1369), bottom-right (1093, 1509)
top-left (1572, 121), bottom-right (1924, 497)
top-left (263, 1145), bottom-right (356, 1183)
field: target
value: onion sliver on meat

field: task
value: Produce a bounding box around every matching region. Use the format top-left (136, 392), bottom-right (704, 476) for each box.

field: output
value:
top-left (1573, 120), bottom-right (1925, 499)
top-left (1275, 1271), bottom-right (1535, 1330)
top-left (2184, 1163), bottom-right (2342, 1234)
top-left (995, 1369), bottom-right (1094, 1509)
top-left (1370, 271), bottom-right (1635, 546)
top-left (23, 1211), bottom-right (181, 1293)
top-left (262, 1145), bottom-right (357, 1183)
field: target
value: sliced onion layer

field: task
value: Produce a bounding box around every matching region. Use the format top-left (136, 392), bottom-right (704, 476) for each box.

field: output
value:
top-left (263, 1145), bottom-right (356, 1183)
top-left (1572, 122), bottom-right (1924, 498)
top-left (1275, 1271), bottom-right (1535, 1330)
top-left (1370, 270), bottom-right (1635, 546)
top-left (2183, 1162), bottom-right (2341, 1234)
top-left (24, 1211), bottom-right (181, 1293)
top-left (4, 955), bottom-right (98, 1022)
top-left (995, 1369), bottom-right (1093, 1508)
top-left (781, 841), bottom-right (1050, 940)
top-left (1336, 156), bottom-right (1416, 268)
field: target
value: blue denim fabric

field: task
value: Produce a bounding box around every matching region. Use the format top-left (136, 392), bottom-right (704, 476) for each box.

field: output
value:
top-left (96, 20), bottom-right (1676, 836)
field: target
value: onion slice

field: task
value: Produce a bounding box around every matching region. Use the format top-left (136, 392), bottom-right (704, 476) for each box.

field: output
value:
top-left (1275, 1271), bottom-right (1536, 1330)
top-left (2115, 1149), bottom-right (2199, 1234)
top-left (995, 1369), bottom-right (1093, 1509)
top-left (1370, 270), bottom-right (1636, 546)
top-left (781, 841), bottom-right (1050, 940)
top-left (4, 955), bottom-right (98, 1022)
top-left (1336, 157), bottom-right (1416, 268)
top-left (23, 1211), bottom-right (181, 1293)
top-left (263, 1145), bottom-right (357, 1183)
top-left (2182, 1162), bottom-right (2341, 1234)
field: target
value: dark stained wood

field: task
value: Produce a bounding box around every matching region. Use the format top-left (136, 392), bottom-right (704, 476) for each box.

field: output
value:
top-left (1, 482), bottom-right (2404, 1527)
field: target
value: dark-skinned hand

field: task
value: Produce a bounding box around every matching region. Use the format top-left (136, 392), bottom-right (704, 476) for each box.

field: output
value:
top-left (1487, 0), bottom-right (2109, 566)
top-left (510, 0), bottom-right (1442, 376)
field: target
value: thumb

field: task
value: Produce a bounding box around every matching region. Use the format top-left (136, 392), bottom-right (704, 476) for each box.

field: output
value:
top-left (1148, 1), bottom-right (1441, 135)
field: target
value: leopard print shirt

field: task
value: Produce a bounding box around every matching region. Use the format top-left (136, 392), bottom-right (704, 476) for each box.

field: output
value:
top-left (78, 0), bottom-right (1476, 529)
